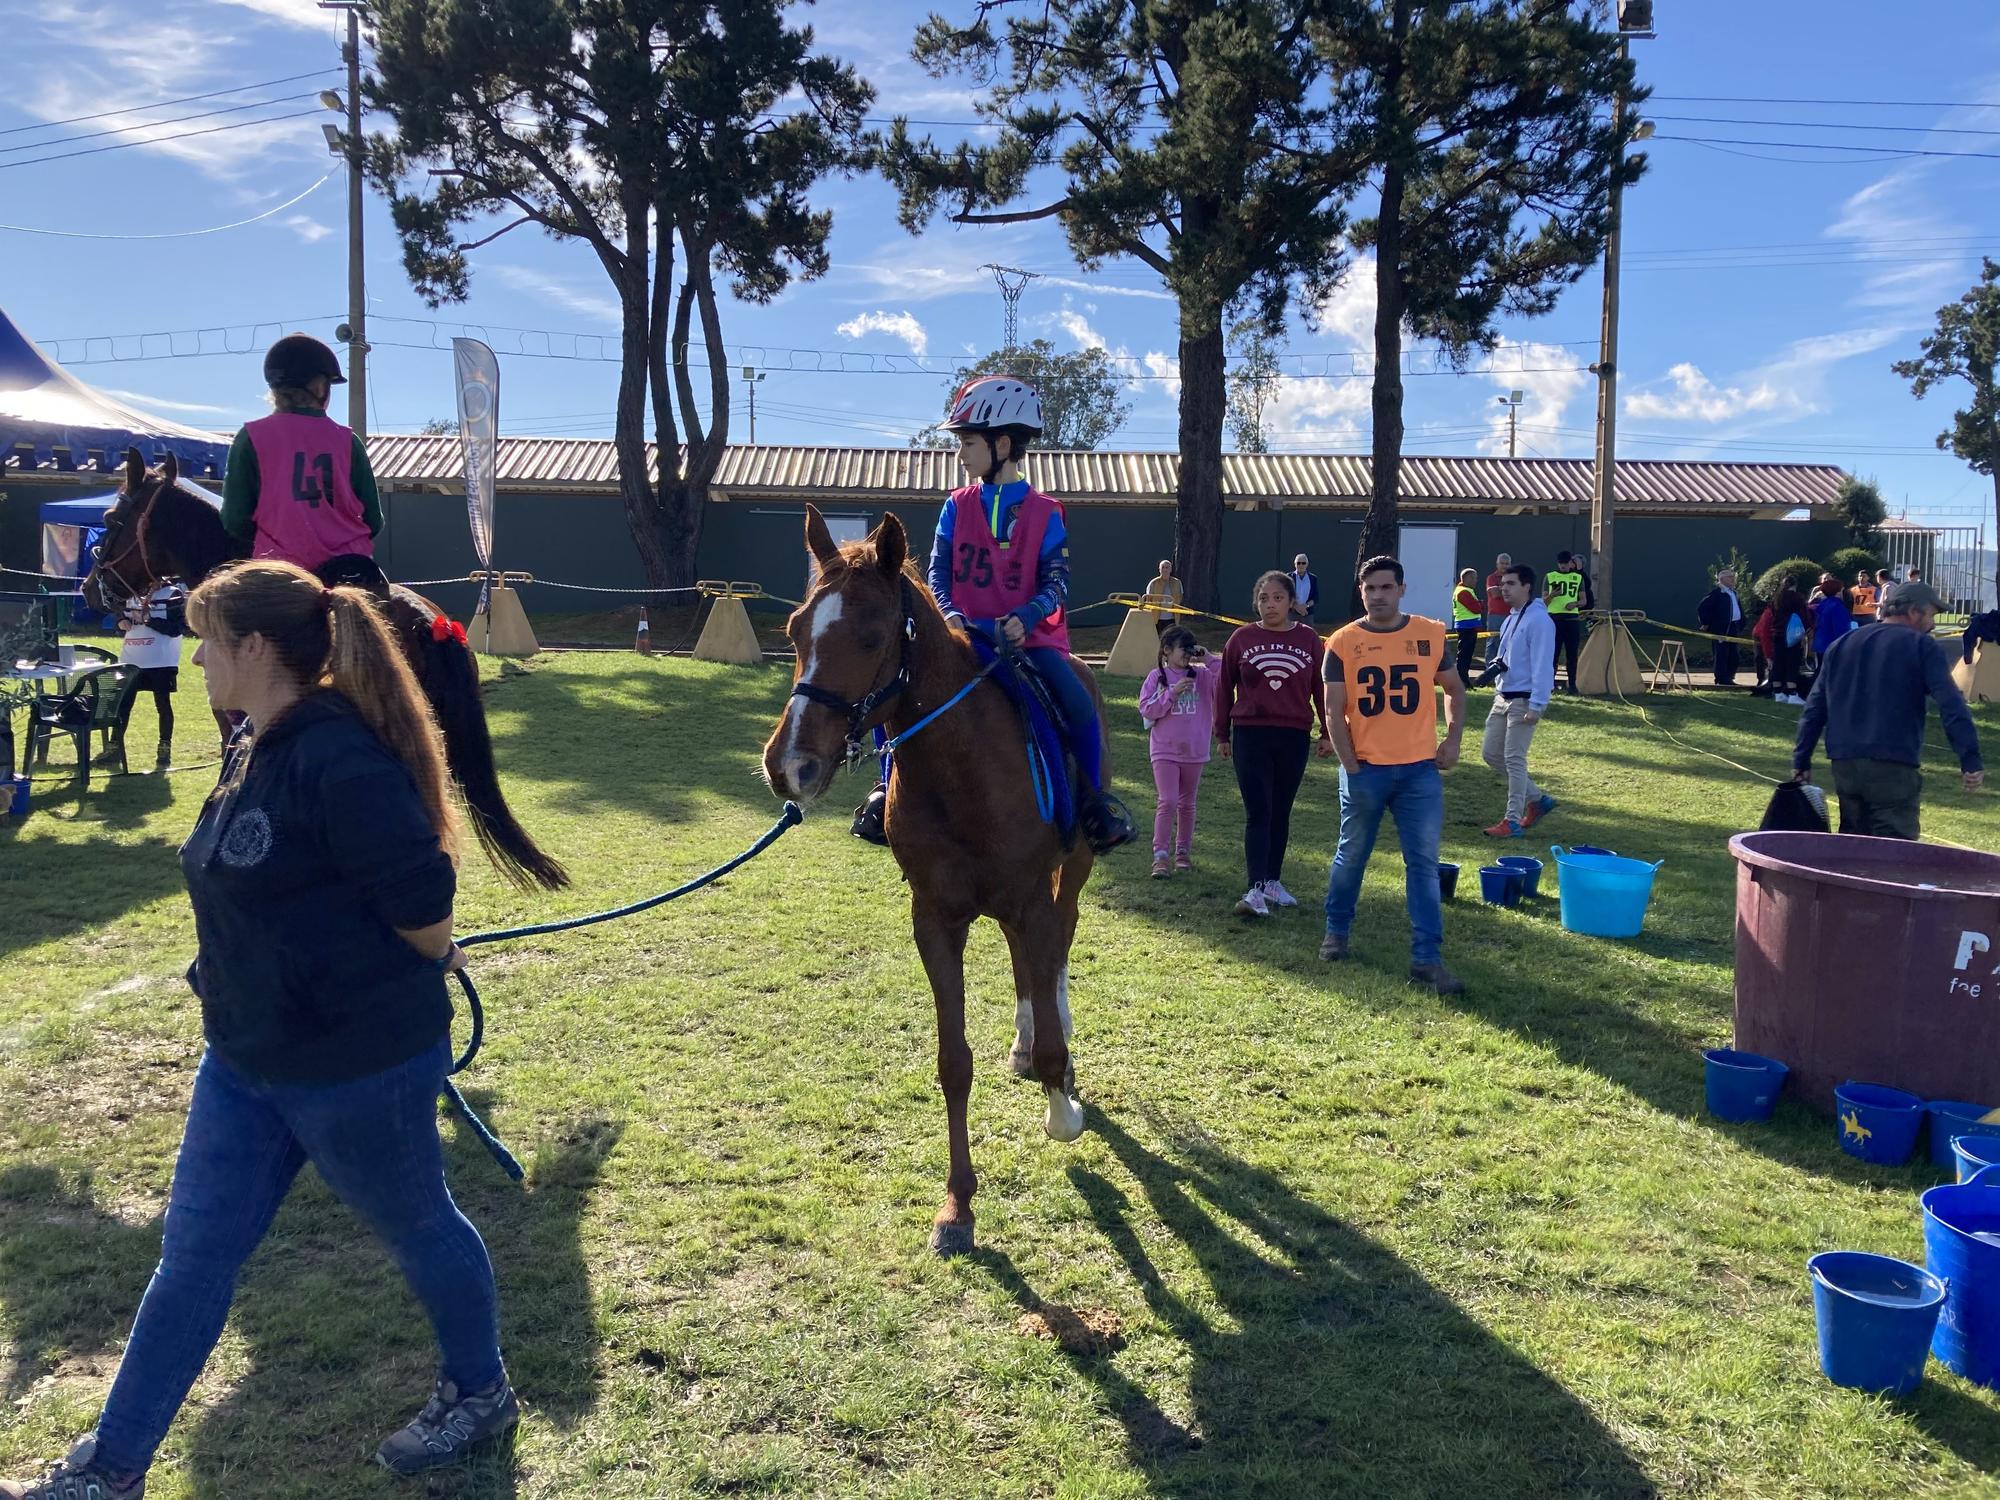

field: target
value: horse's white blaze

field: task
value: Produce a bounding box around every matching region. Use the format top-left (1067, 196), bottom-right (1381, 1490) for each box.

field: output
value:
top-left (781, 592), bottom-right (846, 791)
top-left (1044, 1086), bottom-right (1085, 1142)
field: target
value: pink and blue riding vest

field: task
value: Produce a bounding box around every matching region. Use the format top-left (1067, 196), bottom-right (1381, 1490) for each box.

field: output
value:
top-left (945, 482), bottom-right (1069, 653)
top-left (244, 412), bottom-right (372, 571)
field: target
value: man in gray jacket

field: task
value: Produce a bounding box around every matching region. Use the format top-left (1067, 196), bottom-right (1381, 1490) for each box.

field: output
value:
top-left (1793, 583), bottom-right (1984, 839)
top-left (1481, 563), bottom-right (1558, 838)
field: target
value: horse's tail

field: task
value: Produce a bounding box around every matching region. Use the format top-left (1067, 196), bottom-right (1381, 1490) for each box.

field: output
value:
top-left (414, 616), bottom-right (570, 892)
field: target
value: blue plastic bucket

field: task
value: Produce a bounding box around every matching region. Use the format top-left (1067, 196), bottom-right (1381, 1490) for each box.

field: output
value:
top-left (1478, 865), bottom-right (1524, 906)
top-left (1834, 1081), bottom-right (1925, 1165)
top-left (1923, 1163), bottom-right (2000, 1390)
top-left (1496, 855), bottom-right (1543, 898)
top-left (1549, 846), bottom-right (1663, 938)
top-left (1704, 1048), bottom-right (1788, 1123)
top-left (1928, 1100), bottom-right (1999, 1167)
top-left (1570, 844), bottom-right (1616, 856)
top-left (1952, 1134), bottom-right (2000, 1184)
top-left (5, 775), bottom-right (26, 817)
top-left (1438, 862), bottom-right (1459, 902)
top-left (1809, 1250), bottom-right (1947, 1394)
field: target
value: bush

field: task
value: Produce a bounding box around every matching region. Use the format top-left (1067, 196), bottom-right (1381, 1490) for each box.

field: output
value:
top-left (1754, 557), bottom-right (1821, 603)
top-left (1826, 545), bottom-right (1881, 581)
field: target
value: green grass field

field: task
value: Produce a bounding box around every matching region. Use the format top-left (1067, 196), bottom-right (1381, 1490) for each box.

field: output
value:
top-left (2, 645), bottom-right (1997, 1499)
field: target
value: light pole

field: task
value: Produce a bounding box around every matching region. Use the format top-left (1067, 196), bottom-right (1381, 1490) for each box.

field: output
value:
top-left (741, 366), bottom-right (765, 445)
top-left (1590, 0), bottom-right (1655, 614)
top-left (319, 2), bottom-right (367, 440)
top-left (1496, 389), bottom-right (1524, 459)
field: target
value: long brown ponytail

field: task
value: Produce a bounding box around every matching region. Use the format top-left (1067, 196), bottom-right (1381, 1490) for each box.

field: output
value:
top-left (188, 560), bottom-right (460, 860)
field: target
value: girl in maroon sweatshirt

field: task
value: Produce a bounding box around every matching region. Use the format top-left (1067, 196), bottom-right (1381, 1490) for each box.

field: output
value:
top-left (1217, 570), bottom-right (1332, 917)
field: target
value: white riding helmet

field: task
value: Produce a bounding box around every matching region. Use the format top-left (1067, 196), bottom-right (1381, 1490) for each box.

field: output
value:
top-left (942, 375), bottom-right (1044, 437)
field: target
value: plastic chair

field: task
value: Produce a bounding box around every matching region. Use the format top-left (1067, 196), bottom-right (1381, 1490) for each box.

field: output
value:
top-left (25, 663), bottom-right (142, 782)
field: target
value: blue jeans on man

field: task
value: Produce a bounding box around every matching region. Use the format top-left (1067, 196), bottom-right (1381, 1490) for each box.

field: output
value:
top-left (1322, 759), bottom-right (1445, 967)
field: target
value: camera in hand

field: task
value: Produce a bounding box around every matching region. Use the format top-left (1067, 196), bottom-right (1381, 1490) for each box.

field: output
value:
top-left (1474, 656), bottom-right (1507, 688)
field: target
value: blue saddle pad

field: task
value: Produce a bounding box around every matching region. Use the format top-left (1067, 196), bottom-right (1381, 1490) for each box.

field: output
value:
top-left (970, 638), bottom-right (1077, 840)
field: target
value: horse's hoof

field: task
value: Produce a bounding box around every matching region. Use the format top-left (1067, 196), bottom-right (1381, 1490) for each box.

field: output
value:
top-left (929, 1219), bottom-right (976, 1257)
top-left (1044, 1090), bottom-right (1086, 1143)
top-left (1007, 1046), bottom-right (1035, 1079)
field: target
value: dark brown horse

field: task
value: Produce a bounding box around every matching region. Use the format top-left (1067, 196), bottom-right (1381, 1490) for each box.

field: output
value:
top-left (83, 449), bottom-right (567, 891)
top-left (762, 506), bottom-right (1096, 1255)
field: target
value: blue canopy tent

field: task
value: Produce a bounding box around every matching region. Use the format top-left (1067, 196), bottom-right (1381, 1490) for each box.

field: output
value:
top-left (0, 306), bottom-right (230, 478)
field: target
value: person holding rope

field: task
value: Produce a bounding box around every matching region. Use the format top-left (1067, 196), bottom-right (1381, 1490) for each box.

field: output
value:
top-left (220, 334), bottom-right (388, 594)
top-left (850, 375), bottom-right (1135, 854)
top-left (2, 561), bottom-right (517, 1499)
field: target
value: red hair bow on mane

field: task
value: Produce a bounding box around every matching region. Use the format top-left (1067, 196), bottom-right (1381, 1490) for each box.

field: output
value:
top-left (432, 616), bottom-right (469, 646)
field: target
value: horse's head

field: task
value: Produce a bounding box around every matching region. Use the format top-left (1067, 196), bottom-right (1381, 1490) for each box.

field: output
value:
top-left (763, 504), bottom-right (916, 802)
top-left (81, 448), bottom-right (178, 613)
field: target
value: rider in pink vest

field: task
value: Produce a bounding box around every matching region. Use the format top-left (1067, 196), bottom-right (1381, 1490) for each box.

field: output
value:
top-left (221, 334), bottom-right (386, 591)
top-left (851, 376), bottom-right (1134, 854)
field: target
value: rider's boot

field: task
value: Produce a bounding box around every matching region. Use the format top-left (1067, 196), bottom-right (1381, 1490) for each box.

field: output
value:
top-left (1078, 788), bottom-right (1136, 855)
top-left (850, 783), bottom-right (889, 846)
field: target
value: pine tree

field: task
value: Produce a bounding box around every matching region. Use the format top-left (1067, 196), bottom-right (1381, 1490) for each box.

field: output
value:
top-left (1226, 323), bottom-right (1285, 453)
top-left (1894, 258), bottom-right (2000, 604)
top-left (364, 0), bottom-right (871, 590)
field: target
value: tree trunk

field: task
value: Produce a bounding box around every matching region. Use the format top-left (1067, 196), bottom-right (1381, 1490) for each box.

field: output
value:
top-left (1356, 160), bottom-right (1406, 612)
top-left (1174, 314), bottom-right (1227, 615)
top-left (613, 226), bottom-right (681, 595)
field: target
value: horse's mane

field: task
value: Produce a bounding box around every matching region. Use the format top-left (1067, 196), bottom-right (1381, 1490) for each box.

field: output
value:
top-left (147, 477), bottom-right (248, 580)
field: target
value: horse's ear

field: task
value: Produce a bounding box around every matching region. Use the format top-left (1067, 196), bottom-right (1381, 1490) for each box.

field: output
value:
top-left (161, 452), bottom-right (178, 487)
top-left (804, 504), bottom-right (840, 567)
top-left (872, 512), bottom-right (907, 578)
top-left (123, 447), bottom-right (145, 490)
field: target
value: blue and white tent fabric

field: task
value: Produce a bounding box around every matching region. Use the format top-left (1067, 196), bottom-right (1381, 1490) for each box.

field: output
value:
top-left (0, 307), bottom-right (229, 476)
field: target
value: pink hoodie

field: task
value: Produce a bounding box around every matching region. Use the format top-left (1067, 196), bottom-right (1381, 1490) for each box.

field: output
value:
top-left (1140, 661), bottom-right (1220, 764)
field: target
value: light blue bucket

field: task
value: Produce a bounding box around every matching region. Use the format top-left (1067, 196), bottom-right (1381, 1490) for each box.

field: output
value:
top-left (1550, 846), bottom-right (1663, 939)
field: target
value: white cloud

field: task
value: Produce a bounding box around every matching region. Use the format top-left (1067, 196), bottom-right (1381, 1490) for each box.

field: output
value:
top-left (490, 265), bottom-right (622, 324)
top-left (835, 310), bottom-right (929, 355)
top-left (1623, 362), bottom-right (1796, 424)
top-left (1312, 255), bottom-right (1379, 349)
top-left (1262, 374), bottom-right (1371, 448)
top-left (210, 0), bottom-right (322, 26)
top-left (99, 388), bottom-right (237, 418)
top-left (1479, 340), bottom-right (1592, 456)
top-left (1052, 308), bottom-right (1107, 351)
top-left (1826, 163), bottom-right (1973, 313)
top-left (282, 215), bottom-right (333, 244)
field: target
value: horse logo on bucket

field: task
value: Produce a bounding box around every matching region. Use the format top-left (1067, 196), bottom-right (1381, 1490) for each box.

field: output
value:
top-left (1841, 1108), bottom-right (1873, 1146)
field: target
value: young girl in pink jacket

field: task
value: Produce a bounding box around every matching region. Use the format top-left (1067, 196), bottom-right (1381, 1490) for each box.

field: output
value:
top-left (1139, 626), bottom-right (1220, 878)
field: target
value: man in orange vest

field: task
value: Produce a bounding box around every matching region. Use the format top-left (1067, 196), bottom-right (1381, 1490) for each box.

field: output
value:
top-left (1851, 569), bottom-right (1878, 620)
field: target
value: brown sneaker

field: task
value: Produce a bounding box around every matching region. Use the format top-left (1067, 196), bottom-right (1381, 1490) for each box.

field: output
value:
top-left (1150, 856), bottom-right (1171, 879)
top-left (1318, 932), bottom-right (1349, 962)
top-left (1409, 963), bottom-right (1465, 995)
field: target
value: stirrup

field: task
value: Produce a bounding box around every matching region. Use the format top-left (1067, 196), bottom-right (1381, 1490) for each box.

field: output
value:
top-left (850, 786), bottom-right (889, 846)
top-left (1080, 791), bottom-right (1136, 854)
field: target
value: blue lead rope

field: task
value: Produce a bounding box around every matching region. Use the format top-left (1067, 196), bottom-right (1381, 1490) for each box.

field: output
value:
top-left (442, 801), bottom-right (806, 1180)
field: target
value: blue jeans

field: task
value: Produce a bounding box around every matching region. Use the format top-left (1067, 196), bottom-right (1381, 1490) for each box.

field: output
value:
top-left (1322, 759), bottom-right (1445, 967)
top-left (93, 1040), bottom-right (501, 1475)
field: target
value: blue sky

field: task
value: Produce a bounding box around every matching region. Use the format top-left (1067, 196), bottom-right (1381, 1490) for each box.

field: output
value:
top-left (3, 0), bottom-right (1997, 529)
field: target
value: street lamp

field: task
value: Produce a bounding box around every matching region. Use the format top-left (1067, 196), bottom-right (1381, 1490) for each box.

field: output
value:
top-left (1496, 389), bottom-right (1524, 458)
top-left (741, 366), bottom-right (766, 445)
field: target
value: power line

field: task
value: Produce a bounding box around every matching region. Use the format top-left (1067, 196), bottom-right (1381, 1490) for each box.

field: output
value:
top-left (0, 171), bottom-right (332, 238)
top-left (1649, 113), bottom-right (2000, 139)
top-left (0, 92), bottom-right (328, 156)
top-left (1654, 133), bottom-right (2000, 161)
top-left (1650, 93), bottom-right (2000, 110)
top-left (0, 69), bottom-right (338, 137)
top-left (0, 110), bottom-right (324, 171)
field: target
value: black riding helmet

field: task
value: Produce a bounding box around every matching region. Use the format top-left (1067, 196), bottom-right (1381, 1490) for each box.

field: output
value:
top-left (264, 332), bottom-right (346, 389)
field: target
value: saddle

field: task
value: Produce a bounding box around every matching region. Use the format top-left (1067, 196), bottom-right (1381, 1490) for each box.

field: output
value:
top-left (313, 552), bottom-right (393, 604)
top-left (969, 636), bottom-right (1079, 845)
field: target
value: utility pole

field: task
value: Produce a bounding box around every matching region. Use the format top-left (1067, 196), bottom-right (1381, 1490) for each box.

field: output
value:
top-left (742, 366), bottom-right (765, 444)
top-left (319, 2), bottom-right (368, 440)
top-left (1590, 0), bottom-right (1655, 613)
top-left (982, 264), bottom-right (1040, 352)
top-left (1496, 389), bottom-right (1523, 459)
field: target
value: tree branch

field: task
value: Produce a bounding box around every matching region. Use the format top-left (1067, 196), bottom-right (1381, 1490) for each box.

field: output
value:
top-left (455, 215), bottom-right (534, 252)
top-left (953, 198), bottom-right (1073, 225)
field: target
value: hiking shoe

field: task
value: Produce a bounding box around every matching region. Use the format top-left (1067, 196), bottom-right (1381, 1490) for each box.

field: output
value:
top-left (1409, 963), bottom-right (1465, 995)
top-left (0, 1436), bottom-right (144, 1499)
top-left (1234, 886), bottom-right (1270, 918)
top-left (1483, 817), bottom-right (1524, 838)
top-left (1080, 791), bottom-right (1137, 855)
top-left (1318, 932), bottom-right (1349, 961)
top-left (1151, 855), bottom-right (1171, 879)
top-left (1174, 850), bottom-right (1192, 872)
top-left (376, 1375), bottom-right (520, 1476)
top-left (1262, 879), bottom-right (1298, 908)
top-left (850, 784), bottom-right (888, 846)
top-left (1521, 794), bottom-right (1558, 829)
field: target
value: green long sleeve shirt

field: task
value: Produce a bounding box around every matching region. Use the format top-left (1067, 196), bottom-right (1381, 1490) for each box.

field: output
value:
top-left (221, 410), bottom-right (383, 542)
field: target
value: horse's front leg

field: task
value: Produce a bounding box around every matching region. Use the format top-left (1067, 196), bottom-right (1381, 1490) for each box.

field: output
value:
top-left (1004, 910), bottom-right (1083, 1144)
top-left (912, 895), bottom-right (977, 1256)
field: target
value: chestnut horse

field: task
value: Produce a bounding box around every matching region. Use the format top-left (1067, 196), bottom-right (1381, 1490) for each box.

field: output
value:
top-left (762, 506), bottom-right (1095, 1255)
top-left (82, 448), bottom-right (567, 891)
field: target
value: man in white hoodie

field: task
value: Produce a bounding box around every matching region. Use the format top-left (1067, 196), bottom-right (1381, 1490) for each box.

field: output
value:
top-left (1481, 562), bottom-right (1557, 838)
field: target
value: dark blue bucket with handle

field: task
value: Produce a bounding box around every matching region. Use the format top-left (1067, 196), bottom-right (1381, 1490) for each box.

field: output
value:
top-left (1834, 1081), bottom-right (1925, 1165)
top-left (1952, 1134), bottom-right (2000, 1185)
top-left (1496, 855), bottom-right (1543, 898)
top-left (1479, 865), bottom-right (1524, 907)
top-left (1923, 1163), bottom-right (2000, 1390)
top-left (1704, 1048), bottom-right (1788, 1123)
top-left (1438, 862), bottom-right (1459, 902)
top-left (1809, 1250), bottom-right (1947, 1394)
top-left (1928, 1100), bottom-right (2000, 1167)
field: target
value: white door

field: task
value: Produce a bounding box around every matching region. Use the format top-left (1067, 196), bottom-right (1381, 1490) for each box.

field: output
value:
top-left (1397, 525), bottom-right (1459, 626)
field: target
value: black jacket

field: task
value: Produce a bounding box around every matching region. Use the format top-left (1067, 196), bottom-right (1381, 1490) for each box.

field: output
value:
top-left (181, 691), bottom-right (456, 1083)
top-left (1697, 585), bottom-right (1744, 636)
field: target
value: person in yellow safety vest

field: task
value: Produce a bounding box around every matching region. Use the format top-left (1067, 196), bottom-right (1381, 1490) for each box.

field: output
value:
top-left (1545, 551), bottom-right (1586, 694)
top-left (1851, 569), bottom-right (1878, 620)
top-left (1451, 568), bottom-right (1484, 677)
